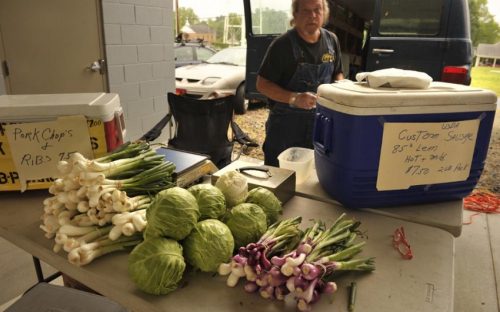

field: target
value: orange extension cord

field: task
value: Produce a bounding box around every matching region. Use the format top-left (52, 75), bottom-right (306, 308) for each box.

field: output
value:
top-left (463, 190), bottom-right (500, 225)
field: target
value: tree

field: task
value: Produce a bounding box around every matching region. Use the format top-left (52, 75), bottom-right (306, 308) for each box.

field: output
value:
top-left (177, 7), bottom-right (200, 30)
top-left (468, 0), bottom-right (500, 46)
top-left (206, 14), bottom-right (244, 48)
top-left (207, 16), bottom-right (226, 46)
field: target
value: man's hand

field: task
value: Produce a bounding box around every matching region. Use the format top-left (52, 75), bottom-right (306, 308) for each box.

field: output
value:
top-left (289, 92), bottom-right (317, 109)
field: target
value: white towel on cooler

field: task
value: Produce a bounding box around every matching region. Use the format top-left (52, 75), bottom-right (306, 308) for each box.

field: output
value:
top-left (356, 68), bottom-right (433, 89)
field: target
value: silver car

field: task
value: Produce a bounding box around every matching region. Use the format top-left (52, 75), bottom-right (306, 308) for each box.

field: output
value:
top-left (175, 46), bottom-right (248, 114)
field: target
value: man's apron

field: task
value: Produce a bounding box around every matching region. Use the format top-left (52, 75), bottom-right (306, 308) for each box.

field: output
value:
top-left (263, 28), bottom-right (336, 166)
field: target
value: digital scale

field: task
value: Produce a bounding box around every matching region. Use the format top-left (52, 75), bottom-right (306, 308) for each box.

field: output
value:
top-left (157, 148), bottom-right (296, 204)
top-left (156, 147), bottom-right (218, 187)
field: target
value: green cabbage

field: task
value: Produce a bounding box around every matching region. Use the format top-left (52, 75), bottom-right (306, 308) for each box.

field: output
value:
top-left (183, 219), bottom-right (234, 272)
top-left (225, 203), bottom-right (267, 248)
top-left (215, 170), bottom-right (248, 208)
top-left (128, 238), bottom-right (186, 295)
top-left (145, 187), bottom-right (200, 240)
top-left (188, 184), bottom-right (226, 220)
top-left (245, 187), bottom-right (282, 225)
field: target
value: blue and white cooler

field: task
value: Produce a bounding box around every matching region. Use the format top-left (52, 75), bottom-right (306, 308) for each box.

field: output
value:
top-left (313, 81), bottom-right (497, 208)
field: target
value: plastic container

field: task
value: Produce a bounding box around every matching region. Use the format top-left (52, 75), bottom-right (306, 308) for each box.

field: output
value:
top-left (314, 81), bottom-right (497, 208)
top-left (0, 93), bottom-right (125, 191)
top-left (278, 147), bottom-right (314, 184)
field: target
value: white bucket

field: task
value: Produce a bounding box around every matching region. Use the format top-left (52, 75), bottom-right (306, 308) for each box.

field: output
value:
top-left (277, 147), bottom-right (314, 184)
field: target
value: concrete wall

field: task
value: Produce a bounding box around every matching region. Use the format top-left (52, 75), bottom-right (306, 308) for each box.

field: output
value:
top-left (102, 0), bottom-right (174, 143)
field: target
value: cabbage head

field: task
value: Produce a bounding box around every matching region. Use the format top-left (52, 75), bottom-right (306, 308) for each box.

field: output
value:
top-left (128, 238), bottom-right (186, 295)
top-left (183, 219), bottom-right (234, 272)
top-left (145, 187), bottom-right (200, 240)
top-left (225, 203), bottom-right (267, 248)
top-left (245, 187), bottom-right (282, 225)
top-left (188, 184), bottom-right (226, 220)
top-left (215, 170), bottom-right (248, 208)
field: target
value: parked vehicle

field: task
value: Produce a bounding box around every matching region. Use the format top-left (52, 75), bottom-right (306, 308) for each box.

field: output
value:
top-left (175, 46), bottom-right (248, 114)
top-left (174, 41), bottom-right (216, 68)
top-left (243, 0), bottom-right (472, 102)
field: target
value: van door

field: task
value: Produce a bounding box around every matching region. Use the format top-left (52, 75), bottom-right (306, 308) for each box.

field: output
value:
top-left (243, 0), bottom-right (291, 102)
top-left (365, 0), bottom-right (448, 81)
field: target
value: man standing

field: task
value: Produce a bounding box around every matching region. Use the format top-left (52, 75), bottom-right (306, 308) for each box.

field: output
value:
top-left (256, 0), bottom-right (344, 166)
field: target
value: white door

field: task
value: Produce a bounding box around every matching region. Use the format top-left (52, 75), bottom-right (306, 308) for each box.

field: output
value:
top-left (0, 0), bottom-right (107, 94)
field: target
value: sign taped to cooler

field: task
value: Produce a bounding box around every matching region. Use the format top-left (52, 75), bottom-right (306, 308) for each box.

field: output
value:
top-left (0, 93), bottom-right (125, 191)
top-left (376, 119), bottom-right (480, 191)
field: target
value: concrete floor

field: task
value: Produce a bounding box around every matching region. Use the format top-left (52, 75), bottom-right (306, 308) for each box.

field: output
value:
top-left (0, 208), bottom-right (499, 311)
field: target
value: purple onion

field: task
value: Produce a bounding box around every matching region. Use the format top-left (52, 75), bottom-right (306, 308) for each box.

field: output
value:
top-left (260, 252), bottom-right (272, 270)
top-left (244, 281), bottom-right (259, 293)
top-left (301, 278), bottom-right (319, 303)
top-left (233, 254), bottom-right (247, 264)
top-left (301, 263), bottom-right (321, 280)
top-left (274, 285), bottom-right (290, 301)
top-left (297, 299), bottom-right (311, 312)
top-left (296, 242), bottom-right (313, 255)
top-left (271, 255), bottom-right (286, 266)
top-left (322, 281), bottom-right (337, 294)
top-left (259, 285), bottom-right (275, 300)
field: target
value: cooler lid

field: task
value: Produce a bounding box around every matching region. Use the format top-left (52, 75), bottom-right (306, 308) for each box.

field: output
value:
top-left (317, 81), bottom-right (497, 115)
top-left (0, 93), bottom-right (121, 121)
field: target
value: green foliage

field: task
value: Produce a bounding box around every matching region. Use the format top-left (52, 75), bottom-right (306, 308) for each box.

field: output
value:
top-left (207, 16), bottom-right (226, 42)
top-left (206, 14), bottom-right (243, 46)
top-left (468, 0), bottom-right (500, 46)
top-left (178, 7), bottom-right (200, 29)
top-left (471, 66), bottom-right (500, 95)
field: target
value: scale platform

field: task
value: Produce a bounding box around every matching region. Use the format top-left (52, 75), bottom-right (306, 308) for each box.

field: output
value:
top-left (156, 147), bottom-right (218, 187)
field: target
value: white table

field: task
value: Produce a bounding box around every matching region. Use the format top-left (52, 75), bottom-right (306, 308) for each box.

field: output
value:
top-left (296, 170), bottom-right (463, 237)
top-left (0, 191), bottom-right (455, 312)
top-left (222, 160), bottom-right (463, 237)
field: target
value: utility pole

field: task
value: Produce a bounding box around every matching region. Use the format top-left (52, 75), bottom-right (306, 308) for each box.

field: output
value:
top-left (175, 0), bottom-right (180, 36)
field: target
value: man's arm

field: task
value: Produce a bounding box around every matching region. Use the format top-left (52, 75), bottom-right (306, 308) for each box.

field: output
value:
top-left (334, 72), bottom-right (345, 81)
top-left (256, 75), bottom-right (317, 110)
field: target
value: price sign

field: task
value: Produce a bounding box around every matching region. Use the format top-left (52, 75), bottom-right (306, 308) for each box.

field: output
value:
top-left (5, 115), bottom-right (93, 191)
top-left (376, 119), bottom-right (480, 191)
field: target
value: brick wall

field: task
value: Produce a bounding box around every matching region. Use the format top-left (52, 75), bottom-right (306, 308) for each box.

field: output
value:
top-left (102, 0), bottom-right (174, 143)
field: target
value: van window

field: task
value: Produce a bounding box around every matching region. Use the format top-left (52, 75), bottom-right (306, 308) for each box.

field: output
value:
top-left (249, 2), bottom-right (291, 35)
top-left (379, 0), bottom-right (443, 36)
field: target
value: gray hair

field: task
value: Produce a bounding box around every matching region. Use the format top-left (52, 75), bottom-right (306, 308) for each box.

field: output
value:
top-left (290, 0), bottom-right (330, 26)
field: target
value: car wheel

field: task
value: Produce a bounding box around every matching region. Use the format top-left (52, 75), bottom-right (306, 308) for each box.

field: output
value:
top-left (233, 83), bottom-right (248, 114)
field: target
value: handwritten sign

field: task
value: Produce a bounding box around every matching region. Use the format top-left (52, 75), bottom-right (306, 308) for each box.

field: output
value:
top-left (5, 115), bottom-right (93, 191)
top-left (376, 119), bottom-right (480, 191)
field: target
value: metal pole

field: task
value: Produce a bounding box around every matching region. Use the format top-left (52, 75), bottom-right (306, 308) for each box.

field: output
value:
top-left (175, 0), bottom-right (180, 36)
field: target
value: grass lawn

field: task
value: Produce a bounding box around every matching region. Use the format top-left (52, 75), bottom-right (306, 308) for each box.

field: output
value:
top-left (471, 66), bottom-right (500, 96)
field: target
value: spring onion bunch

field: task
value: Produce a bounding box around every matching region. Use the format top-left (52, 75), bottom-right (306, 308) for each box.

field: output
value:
top-left (218, 214), bottom-right (375, 311)
top-left (40, 141), bottom-right (176, 266)
top-left (218, 217), bottom-right (302, 287)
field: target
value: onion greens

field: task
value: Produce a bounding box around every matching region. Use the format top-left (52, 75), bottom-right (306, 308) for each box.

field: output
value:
top-left (219, 214), bottom-right (375, 311)
top-left (40, 141), bottom-right (176, 265)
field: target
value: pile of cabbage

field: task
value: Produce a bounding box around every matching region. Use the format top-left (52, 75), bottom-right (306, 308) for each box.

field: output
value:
top-left (128, 170), bottom-right (283, 295)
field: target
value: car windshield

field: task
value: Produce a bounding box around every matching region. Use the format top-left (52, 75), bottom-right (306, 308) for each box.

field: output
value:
top-left (206, 48), bottom-right (246, 66)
